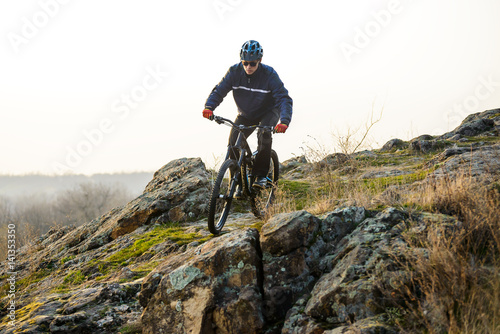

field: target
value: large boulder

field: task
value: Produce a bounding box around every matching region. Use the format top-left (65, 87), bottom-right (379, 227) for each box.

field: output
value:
top-left (260, 211), bottom-right (322, 322)
top-left (283, 208), bottom-right (408, 332)
top-left (139, 228), bottom-right (264, 334)
top-left (260, 208), bottom-right (367, 325)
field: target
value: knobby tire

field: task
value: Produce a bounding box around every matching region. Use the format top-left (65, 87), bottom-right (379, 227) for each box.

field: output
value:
top-left (208, 159), bottom-right (238, 235)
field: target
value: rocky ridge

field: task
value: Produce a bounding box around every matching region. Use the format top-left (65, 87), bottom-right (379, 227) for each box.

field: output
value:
top-left (0, 108), bottom-right (499, 333)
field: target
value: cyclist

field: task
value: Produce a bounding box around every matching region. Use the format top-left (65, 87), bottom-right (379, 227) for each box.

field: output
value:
top-left (202, 40), bottom-right (293, 195)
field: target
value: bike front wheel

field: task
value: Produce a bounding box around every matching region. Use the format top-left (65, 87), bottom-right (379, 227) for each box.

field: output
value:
top-left (250, 150), bottom-right (279, 219)
top-left (208, 159), bottom-right (238, 235)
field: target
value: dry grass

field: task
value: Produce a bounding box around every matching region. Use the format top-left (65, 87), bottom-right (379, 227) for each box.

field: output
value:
top-left (384, 172), bottom-right (500, 333)
top-left (263, 187), bottom-right (298, 222)
top-left (303, 169), bottom-right (410, 215)
top-left (297, 160), bottom-right (500, 333)
top-left (306, 176), bottom-right (375, 215)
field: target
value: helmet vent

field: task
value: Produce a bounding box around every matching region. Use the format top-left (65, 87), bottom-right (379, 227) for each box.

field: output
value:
top-left (240, 40), bottom-right (263, 61)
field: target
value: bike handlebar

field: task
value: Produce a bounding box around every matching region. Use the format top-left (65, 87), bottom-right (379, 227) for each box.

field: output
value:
top-left (212, 115), bottom-right (275, 133)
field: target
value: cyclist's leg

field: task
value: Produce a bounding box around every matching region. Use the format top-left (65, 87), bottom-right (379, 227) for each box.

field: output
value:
top-left (253, 109), bottom-right (279, 177)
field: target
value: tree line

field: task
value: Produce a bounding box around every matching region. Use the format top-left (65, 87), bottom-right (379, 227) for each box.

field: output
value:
top-left (0, 182), bottom-right (133, 260)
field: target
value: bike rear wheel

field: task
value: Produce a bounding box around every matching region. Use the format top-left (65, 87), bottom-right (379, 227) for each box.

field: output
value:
top-left (208, 159), bottom-right (238, 235)
top-left (250, 150), bottom-right (279, 219)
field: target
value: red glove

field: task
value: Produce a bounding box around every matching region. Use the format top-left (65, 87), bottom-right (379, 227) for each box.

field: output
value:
top-left (274, 123), bottom-right (288, 133)
top-left (202, 109), bottom-right (214, 120)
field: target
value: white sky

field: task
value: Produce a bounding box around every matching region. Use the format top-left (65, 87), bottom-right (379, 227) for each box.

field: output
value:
top-left (1, 0), bottom-right (499, 175)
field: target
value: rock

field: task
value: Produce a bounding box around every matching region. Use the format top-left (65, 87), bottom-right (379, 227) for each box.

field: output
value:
top-left (1, 295), bottom-right (63, 334)
top-left (412, 134), bottom-right (434, 141)
top-left (281, 296), bottom-right (325, 334)
top-left (428, 144), bottom-right (500, 178)
top-left (287, 208), bottom-right (407, 332)
top-left (281, 155), bottom-right (308, 173)
top-left (140, 228), bottom-right (264, 334)
top-left (360, 169), bottom-right (411, 179)
top-left (320, 207), bottom-right (366, 244)
top-left (61, 288), bottom-right (101, 315)
top-left (409, 139), bottom-right (431, 153)
top-left (260, 209), bottom-right (361, 324)
top-left (50, 311), bottom-right (89, 333)
top-left (97, 315), bottom-right (115, 328)
top-left (455, 118), bottom-right (495, 137)
top-left (408, 139), bottom-right (449, 153)
top-left (380, 138), bottom-right (408, 152)
top-left (439, 108), bottom-right (499, 139)
top-left (119, 267), bottom-right (135, 280)
top-left (1, 279), bottom-right (144, 333)
top-left (109, 157), bottom-right (211, 239)
top-left (99, 283), bottom-right (129, 303)
top-left (261, 211), bottom-right (321, 256)
top-left (352, 150), bottom-right (378, 159)
top-left (319, 153), bottom-right (349, 168)
top-left (167, 206), bottom-right (186, 222)
top-left (325, 317), bottom-right (398, 334)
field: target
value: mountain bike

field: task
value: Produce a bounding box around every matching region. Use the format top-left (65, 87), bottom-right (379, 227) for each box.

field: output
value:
top-left (207, 115), bottom-right (279, 235)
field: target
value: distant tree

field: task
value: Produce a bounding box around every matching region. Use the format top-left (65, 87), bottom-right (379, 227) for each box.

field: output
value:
top-left (0, 196), bottom-right (14, 259)
top-left (55, 182), bottom-right (132, 225)
top-left (0, 196), bottom-right (13, 225)
top-left (13, 194), bottom-right (58, 248)
top-left (0, 182), bottom-right (133, 259)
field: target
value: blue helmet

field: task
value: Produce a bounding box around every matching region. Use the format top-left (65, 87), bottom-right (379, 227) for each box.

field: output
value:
top-left (240, 40), bottom-right (263, 61)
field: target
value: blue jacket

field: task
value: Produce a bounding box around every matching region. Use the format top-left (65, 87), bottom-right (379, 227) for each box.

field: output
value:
top-left (205, 63), bottom-right (293, 126)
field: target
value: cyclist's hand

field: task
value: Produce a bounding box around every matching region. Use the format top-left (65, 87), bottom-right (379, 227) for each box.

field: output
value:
top-left (274, 123), bottom-right (288, 133)
top-left (203, 109), bottom-right (214, 120)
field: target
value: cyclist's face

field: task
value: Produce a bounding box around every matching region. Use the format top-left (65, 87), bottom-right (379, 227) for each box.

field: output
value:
top-left (242, 59), bottom-right (260, 75)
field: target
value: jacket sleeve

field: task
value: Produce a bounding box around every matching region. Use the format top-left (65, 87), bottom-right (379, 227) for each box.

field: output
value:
top-left (269, 71), bottom-right (293, 126)
top-left (205, 67), bottom-right (234, 110)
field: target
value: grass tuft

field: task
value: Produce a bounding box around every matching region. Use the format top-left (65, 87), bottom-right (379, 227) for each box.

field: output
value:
top-left (381, 172), bottom-right (500, 333)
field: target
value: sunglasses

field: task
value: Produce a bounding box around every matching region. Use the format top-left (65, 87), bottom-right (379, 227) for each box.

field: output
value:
top-left (242, 61), bottom-right (258, 67)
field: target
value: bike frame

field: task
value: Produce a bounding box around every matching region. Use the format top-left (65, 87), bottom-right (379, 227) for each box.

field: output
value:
top-left (215, 116), bottom-right (273, 197)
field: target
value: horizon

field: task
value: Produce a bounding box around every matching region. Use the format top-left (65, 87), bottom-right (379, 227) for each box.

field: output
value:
top-left (2, 0), bottom-right (500, 175)
top-left (2, 103), bottom-right (498, 178)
